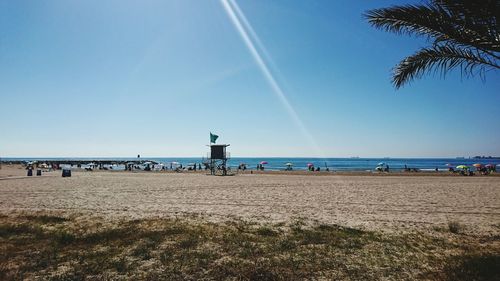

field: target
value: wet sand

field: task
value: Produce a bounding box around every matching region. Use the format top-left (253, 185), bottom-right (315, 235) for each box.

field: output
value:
top-left (1, 165), bottom-right (499, 233)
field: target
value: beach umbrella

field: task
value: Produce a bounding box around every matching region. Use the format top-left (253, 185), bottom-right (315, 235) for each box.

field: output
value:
top-left (377, 162), bottom-right (386, 166)
top-left (285, 163), bottom-right (293, 166)
top-left (307, 163), bottom-right (314, 167)
top-left (456, 165), bottom-right (468, 169)
top-left (260, 161), bottom-right (268, 165)
top-left (472, 163), bottom-right (482, 168)
top-left (485, 164), bottom-right (494, 168)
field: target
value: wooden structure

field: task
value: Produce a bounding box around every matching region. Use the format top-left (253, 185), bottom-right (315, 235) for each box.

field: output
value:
top-left (209, 144), bottom-right (230, 175)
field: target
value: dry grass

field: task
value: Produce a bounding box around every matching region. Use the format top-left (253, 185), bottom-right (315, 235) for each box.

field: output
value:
top-left (0, 213), bottom-right (499, 280)
top-left (448, 221), bottom-right (464, 234)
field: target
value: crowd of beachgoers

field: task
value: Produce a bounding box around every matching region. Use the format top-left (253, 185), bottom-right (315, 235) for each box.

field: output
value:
top-left (7, 159), bottom-right (498, 178)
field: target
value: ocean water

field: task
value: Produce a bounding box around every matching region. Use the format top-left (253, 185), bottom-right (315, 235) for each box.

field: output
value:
top-left (3, 157), bottom-right (500, 171)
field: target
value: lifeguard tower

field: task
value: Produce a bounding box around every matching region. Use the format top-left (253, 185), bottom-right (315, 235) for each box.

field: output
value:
top-left (209, 144), bottom-right (230, 175)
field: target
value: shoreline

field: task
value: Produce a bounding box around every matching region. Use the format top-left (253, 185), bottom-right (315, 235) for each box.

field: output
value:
top-left (2, 165), bottom-right (499, 179)
top-left (3, 157), bottom-right (499, 174)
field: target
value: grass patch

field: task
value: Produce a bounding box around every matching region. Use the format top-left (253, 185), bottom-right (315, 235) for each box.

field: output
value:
top-left (0, 214), bottom-right (498, 280)
top-left (255, 226), bottom-right (278, 237)
top-left (82, 226), bottom-right (135, 244)
top-left (448, 221), bottom-right (464, 234)
top-left (178, 234), bottom-right (200, 249)
top-left (53, 229), bottom-right (76, 245)
top-left (445, 253), bottom-right (500, 280)
top-left (22, 215), bottom-right (68, 224)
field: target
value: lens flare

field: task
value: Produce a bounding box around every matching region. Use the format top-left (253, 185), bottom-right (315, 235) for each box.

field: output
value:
top-left (220, 0), bottom-right (324, 157)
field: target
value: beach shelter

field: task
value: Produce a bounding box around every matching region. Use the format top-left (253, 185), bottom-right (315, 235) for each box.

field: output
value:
top-left (375, 162), bottom-right (388, 172)
top-left (472, 163), bottom-right (482, 168)
top-left (307, 163), bottom-right (315, 171)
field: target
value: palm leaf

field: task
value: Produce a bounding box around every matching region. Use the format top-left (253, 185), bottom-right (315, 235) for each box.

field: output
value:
top-left (364, 1), bottom-right (500, 53)
top-left (364, 0), bottom-right (500, 89)
top-left (393, 44), bottom-right (499, 89)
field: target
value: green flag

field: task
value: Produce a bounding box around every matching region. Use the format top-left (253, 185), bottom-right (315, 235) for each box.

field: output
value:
top-left (210, 132), bottom-right (219, 143)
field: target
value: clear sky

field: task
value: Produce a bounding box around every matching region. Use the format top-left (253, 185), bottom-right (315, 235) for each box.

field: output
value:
top-left (1, 0), bottom-right (499, 158)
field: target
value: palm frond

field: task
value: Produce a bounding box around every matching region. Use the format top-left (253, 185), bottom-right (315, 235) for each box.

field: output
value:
top-left (364, 1), bottom-right (500, 53)
top-left (393, 44), bottom-right (500, 89)
top-left (432, 0), bottom-right (500, 52)
top-left (364, 4), bottom-right (447, 39)
top-left (365, 0), bottom-right (500, 89)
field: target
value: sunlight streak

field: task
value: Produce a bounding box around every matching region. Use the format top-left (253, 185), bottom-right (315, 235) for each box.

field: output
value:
top-left (220, 0), bottom-right (324, 157)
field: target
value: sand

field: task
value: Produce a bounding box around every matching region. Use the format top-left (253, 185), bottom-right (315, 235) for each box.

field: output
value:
top-left (1, 165), bottom-right (499, 233)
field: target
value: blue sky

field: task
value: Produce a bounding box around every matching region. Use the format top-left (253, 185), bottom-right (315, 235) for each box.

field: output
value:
top-left (1, 0), bottom-right (499, 158)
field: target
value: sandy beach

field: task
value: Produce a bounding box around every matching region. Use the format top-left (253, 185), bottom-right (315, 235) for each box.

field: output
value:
top-left (1, 165), bottom-right (499, 234)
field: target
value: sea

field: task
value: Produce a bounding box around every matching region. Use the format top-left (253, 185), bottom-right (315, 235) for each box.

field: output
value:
top-left (3, 157), bottom-right (500, 172)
